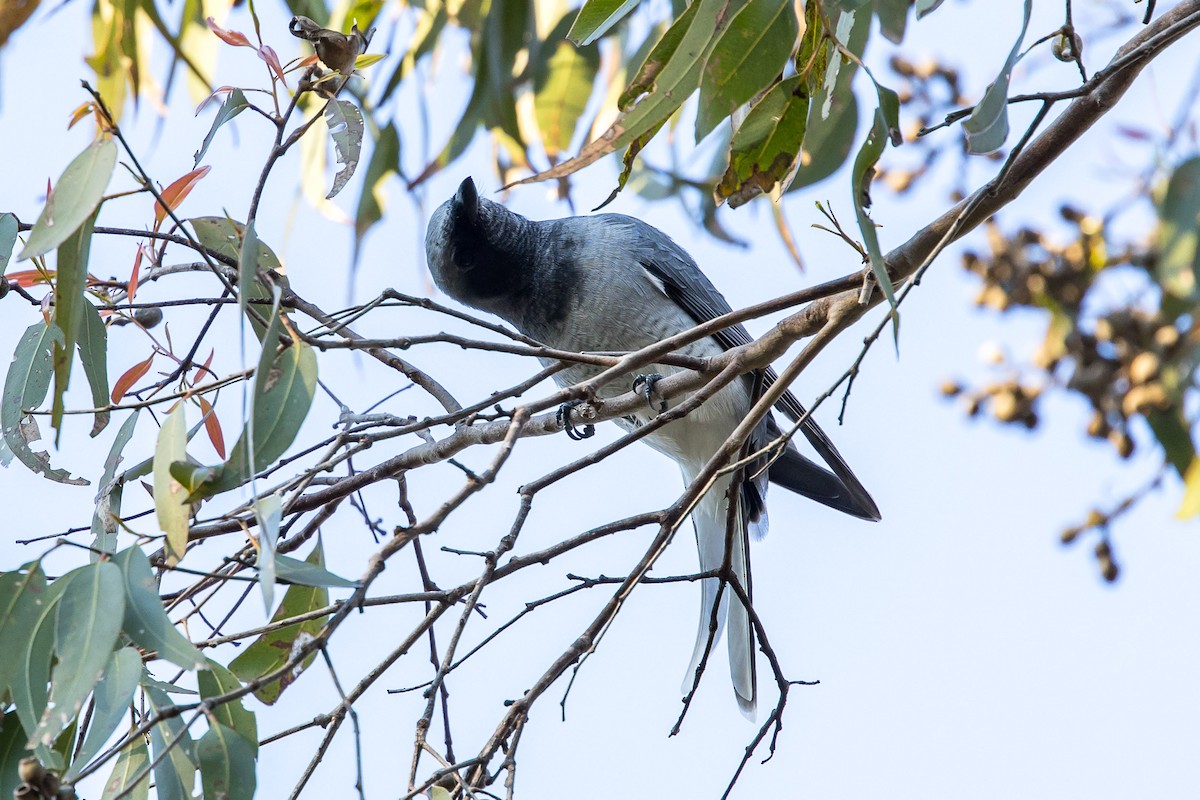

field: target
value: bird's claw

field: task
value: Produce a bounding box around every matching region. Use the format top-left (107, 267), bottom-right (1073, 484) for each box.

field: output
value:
top-left (557, 401), bottom-right (595, 441)
top-left (632, 373), bottom-right (668, 414)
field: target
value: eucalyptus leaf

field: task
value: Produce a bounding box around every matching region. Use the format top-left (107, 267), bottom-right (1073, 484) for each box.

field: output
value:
top-left (113, 547), bottom-right (205, 669)
top-left (65, 646), bottom-right (141, 779)
top-left (153, 403), bottom-right (190, 566)
top-left (962, 0), bottom-right (1032, 154)
top-left (18, 138), bottom-right (116, 261)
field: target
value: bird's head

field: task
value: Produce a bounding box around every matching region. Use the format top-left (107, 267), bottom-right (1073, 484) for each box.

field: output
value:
top-left (424, 177), bottom-right (535, 313)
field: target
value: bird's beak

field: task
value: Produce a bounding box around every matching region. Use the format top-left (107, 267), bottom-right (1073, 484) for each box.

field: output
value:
top-left (454, 176), bottom-right (479, 225)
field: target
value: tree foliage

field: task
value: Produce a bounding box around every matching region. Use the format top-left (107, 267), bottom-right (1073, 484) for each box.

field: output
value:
top-left (0, 0), bottom-right (1198, 797)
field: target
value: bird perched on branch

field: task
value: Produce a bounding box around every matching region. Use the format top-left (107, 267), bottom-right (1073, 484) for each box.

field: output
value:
top-left (425, 177), bottom-right (880, 716)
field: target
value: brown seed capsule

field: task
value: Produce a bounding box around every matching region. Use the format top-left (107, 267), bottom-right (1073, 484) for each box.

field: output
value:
top-left (940, 380), bottom-right (963, 397)
top-left (18, 757), bottom-right (43, 785)
top-left (1086, 411), bottom-right (1110, 439)
top-left (1128, 351), bottom-right (1160, 385)
top-left (1108, 430), bottom-right (1135, 458)
top-left (134, 306), bottom-right (163, 329)
top-left (992, 390), bottom-right (1020, 423)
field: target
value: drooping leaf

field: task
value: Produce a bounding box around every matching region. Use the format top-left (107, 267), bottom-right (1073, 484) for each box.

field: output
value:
top-left (77, 301), bottom-right (111, 437)
top-left (196, 721), bottom-right (256, 800)
top-left (237, 218), bottom-right (261, 320)
top-left (789, 90), bottom-right (858, 191)
top-left (275, 553), bottom-right (357, 588)
top-left (144, 684), bottom-right (196, 800)
top-left (874, 0), bottom-right (909, 44)
top-left (11, 571), bottom-right (69, 759)
top-left (230, 541), bottom-right (330, 704)
top-left (206, 16), bottom-right (251, 47)
top-left (618, 1), bottom-right (699, 111)
top-left (190, 295), bottom-right (317, 501)
top-left (695, 0), bottom-right (797, 142)
top-left (194, 89), bottom-right (250, 167)
top-left (511, 0), bottom-right (748, 193)
top-left (153, 403), bottom-right (190, 566)
top-left (2, 321), bottom-right (87, 485)
top-left (0, 563), bottom-right (48, 703)
top-left (534, 14), bottom-right (601, 158)
top-left (99, 735), bottom-right (150, 800)
top-left (30, 561), bottom-right (124, 748)
top-left (113, 547), bottom-right (206, 669)
top-left (65, 646), bottom-right (141, 779)
top-left (0, 710), bottom-right (26, 799)
top-left (1155, 155), bottom-right (1200, 303)
top-left (915, 0), bottom-right (944, 18)
top-left (189, 216), bottom-right (278, 339)
top-left (1178, 457), bottom-right (1200, 520)
top-left (50, 211), bottom-right (99, 438)
top-left (18, 138), bottom-right (116, 261)
top-left (717, 75), bottom-right (809, 207)
top-left (254, 493), bottom-right (282, 614)
top-left (962, 0), bottom-right (1032, 154)
top-left (154, 166), bottom-right (212, 225)
top-left (0, 212), bottom-right (17, 273)
top-left (324, 99), bottom-right (365, 199)
top-left (851, 86), bottom-right (901, 323)
top-left (566, 0), bottom-right (639, 45)
top-left (196, 395), bottom-right (226, 459)
top-left (197, 660), bottom-right (258, 755)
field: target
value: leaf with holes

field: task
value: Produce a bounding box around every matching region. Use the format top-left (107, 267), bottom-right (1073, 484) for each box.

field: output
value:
top-left (324, 99), bottom-right (364, 199)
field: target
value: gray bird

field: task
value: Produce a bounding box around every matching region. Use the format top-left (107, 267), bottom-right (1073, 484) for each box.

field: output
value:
top-left (425, 177), bottom-right (880, 716)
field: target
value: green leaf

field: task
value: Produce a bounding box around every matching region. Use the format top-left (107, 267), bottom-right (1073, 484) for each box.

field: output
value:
top-left (18, 138), bottom-right (117, 261)
top-left (113, 547), bottom-right (205, 670)
top-left (534, 14), bottom-right (601, 159)
top-left (9, 569), bottom-right (66, 748)
top-left (275, 553), bottom-right (357, 588)
top-left (230, 542), bottom-right (330, 705)
top-left (1155, 156), bottom-right (1200, 302)
top-left (695, 0), bottom-right (797, 142)
top-left (619, 2), bottom-right (699, 111)
top-left (0, 212), bottom-right (17, 273)
top-left (0, 710), bottom-right (27, 799)
top-left (196, 721), bottom-right (257, 800)
top-left (196, 296), bottom-right (317, 501)
top-left (194, 90), bottom-right (249, 167)
top-left (0, 563), bottom-right (47, 703)
top-left (962, 0), bottom-right (1031, 154)
top-left (254, 493), bottom-right (282, 614)
top-left (100, 735), bottom-right (150, 800)
top-left (50, 210), bottom-right (99, 439)
top-left (92, 411), bottom-right (139, 556)
top-left (65, 646), bottom-right (141, 780)
top-left (1178, 457), bottom-right (1200, 520)
top-left (197, 660), bottom-right (258, 755)
top-left (789, 91), bottom-right (858, 191)
top-left (324, 99), bottom-right (365, 199)
top-left (1146, 408), bottom-right (1195, 477)
top-left (144, 684), bottom-right (196, 800)
top-left (1, 321), bottom-right (86, 484)
top-left (189, 217), bottom-right (279, 340)
top-left (566, 0), bottom-right (639, 46)
top-left (30, 561), bottom-right (124, 748)
top-left (77, 300), bottom-right (110, 438)
top-left (915, 0), bottom-right (943, 18)
top-left (237, 218), bottom-right (261, 321)
top-left (874, 0), bottom-right (908, 44)
top-left (717, 75), bottom-right (809, 207)
top-left (352, 123), bottom-right (400, 271)
top-left (512, 0), bottom-right (748, 192)
top-left (851, 86), bottom-right (901, 323)
top-left (153, 403), bottom-right (190, 566)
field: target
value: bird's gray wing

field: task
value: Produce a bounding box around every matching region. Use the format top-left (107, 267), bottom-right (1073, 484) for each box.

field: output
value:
top-left (629, 223), bottom-right (880, 521)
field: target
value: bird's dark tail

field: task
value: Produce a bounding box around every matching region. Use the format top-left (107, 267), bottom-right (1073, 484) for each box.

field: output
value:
top-left (767, 446), bottom-right (881, 521)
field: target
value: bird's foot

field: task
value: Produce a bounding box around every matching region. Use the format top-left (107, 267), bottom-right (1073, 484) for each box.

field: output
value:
top-left (556, 401), bottom-right (595, 441)
top-left (632, 373), bottom-right (668, 414)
